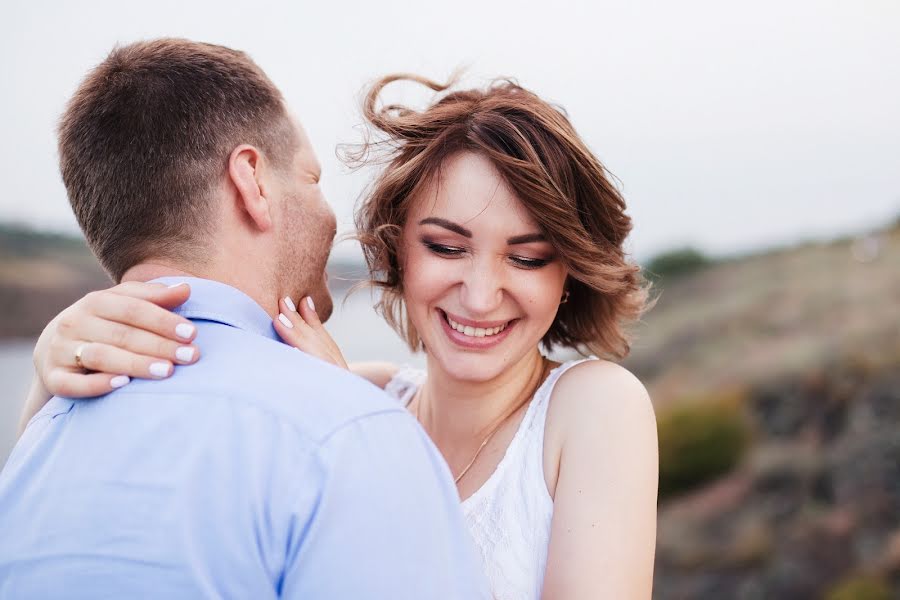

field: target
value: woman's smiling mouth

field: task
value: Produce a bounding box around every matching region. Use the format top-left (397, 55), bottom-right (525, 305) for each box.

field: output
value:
top-left (438, 310), bottom-right (517, 348)
top-left (446, 315), bottom-right (508, 337)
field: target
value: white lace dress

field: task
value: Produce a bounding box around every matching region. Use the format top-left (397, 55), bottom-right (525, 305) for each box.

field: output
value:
top-left (384, 358), bottom-right (597, 600)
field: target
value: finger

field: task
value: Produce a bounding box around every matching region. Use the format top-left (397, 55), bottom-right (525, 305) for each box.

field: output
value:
top-left (277, 297), bottom-right (348, 369)
top-left (294, 296), bottom-right (343, 357)
top-left (73, 316), bottom-right (200, 365)
top-left (277, 298), bottom-right (314, 332)
top-left (273, 304), bottom-right (320, 350)
top-left (271, 321), bottom-right (328, 362)
top-left (86, 292), bottom-right (197, 343)
top-left (69, 341), bottom-right (175, 380)
top-left (108, 281), bottom-right (193, 310)
top-left (45, 370), bottom-right (132, 399)
top-left (279, 297), bottom-right (330, 345)
top-left (296, 296), bottom-right (324, 330)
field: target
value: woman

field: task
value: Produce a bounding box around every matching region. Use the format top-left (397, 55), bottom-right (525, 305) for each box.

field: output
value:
top-left (22, 75), bottom-right (659, 599)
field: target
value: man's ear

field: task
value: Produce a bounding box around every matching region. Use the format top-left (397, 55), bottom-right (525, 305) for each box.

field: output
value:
top-left (228, 144), bottom-right (273, 232)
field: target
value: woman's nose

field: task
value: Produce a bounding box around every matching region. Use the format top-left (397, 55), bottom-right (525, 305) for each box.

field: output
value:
top-left (459, 260), bottom-right (504, 315)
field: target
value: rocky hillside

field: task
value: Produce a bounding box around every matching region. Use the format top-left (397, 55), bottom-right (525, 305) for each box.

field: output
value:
top-left (654, 360), bottom-right (900, 599)
top-left (631, 222), bottom-right (900, 598)
top-left (624, 224), bottom-right (900, 407)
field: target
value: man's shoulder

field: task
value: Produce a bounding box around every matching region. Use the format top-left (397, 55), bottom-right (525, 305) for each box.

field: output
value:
top-left (122, 320), bottom-right (404, 443)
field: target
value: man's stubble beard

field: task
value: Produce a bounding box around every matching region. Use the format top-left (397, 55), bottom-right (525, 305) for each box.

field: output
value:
top-left (276, 193), bottom-right (335, 322)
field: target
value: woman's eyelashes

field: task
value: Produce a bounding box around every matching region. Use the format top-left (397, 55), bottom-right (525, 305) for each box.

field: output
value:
top-left (421, 239), bottom-right (553, 269)
top-left (509, 255), bottom-right (551, 269)
top-left (423, 240), bottom-right (466, 257)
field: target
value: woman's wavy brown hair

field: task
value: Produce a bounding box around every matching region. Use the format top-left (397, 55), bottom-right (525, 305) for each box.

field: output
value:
top-left (351, 74), bottom-right (649, 359)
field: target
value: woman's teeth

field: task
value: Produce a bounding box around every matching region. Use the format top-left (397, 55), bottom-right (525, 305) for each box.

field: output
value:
top-left (446, 315), bottom-right (508, 338)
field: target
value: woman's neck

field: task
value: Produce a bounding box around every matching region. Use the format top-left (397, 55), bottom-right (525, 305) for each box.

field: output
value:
top-left (418, 349), bottom-right (547, 451)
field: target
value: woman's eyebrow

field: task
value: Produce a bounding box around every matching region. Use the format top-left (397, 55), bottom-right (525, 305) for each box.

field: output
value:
top-left (419, 218), bottom-right (545, 245)
top-left (419, 218), bottom-right (472, 238)
top-left (507, 233), bottom-right (546, 245)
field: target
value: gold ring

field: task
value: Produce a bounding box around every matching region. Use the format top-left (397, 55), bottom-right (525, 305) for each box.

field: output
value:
top-left (74, 343), bottom-right (86, 370)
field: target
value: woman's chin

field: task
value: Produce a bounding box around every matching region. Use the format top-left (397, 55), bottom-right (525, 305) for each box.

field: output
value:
top-left (444, 363), bottom-right (505, 383)
top-left (424, 347), bottom-right (507, 383)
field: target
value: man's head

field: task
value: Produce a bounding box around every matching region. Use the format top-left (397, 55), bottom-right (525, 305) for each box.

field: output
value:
top-left (58, 38), bottom-right (335, 318)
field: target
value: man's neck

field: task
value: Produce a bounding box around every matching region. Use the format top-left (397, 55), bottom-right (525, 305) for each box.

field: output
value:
top-left (120, 263), bottom-right (197, 283)
top-left (120, 262), bottom-right (279, 318)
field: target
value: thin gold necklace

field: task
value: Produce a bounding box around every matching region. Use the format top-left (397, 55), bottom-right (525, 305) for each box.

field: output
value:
top-left (414, 357), bottom-right (551, 485)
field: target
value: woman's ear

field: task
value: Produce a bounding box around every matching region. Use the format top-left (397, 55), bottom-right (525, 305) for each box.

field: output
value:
top-left (228, 144), bottom-right (273, 231)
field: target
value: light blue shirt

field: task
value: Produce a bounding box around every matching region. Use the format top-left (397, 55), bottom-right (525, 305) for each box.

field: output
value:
top-left (0, 277), bottom-right (486, 599)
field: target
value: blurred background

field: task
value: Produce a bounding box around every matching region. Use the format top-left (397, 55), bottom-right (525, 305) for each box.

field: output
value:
top-left (1, 1), bottom-right (898, 598)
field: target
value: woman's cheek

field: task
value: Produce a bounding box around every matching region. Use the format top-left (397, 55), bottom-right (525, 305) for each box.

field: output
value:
top-left (404, 251), bottom-right (453, 307)
top-left (524, 266), bottom-right (567, 324)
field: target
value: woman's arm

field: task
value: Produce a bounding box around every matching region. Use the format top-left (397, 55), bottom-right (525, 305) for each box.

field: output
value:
top-left (17, 282), bottom-right (200, 439)
top-left (542, 361), bottom-right (659, 599)
top-left (20, 283), bottom-right (396, 441)
top-left (17, 374), bottom-right (53, 437)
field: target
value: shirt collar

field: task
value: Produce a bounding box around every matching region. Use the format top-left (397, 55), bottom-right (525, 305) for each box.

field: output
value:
top-left (151, 276), bottom-right (280, 342)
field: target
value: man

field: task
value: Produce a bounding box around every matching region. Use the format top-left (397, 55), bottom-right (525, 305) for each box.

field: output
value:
top-left (0, 39), bottom-right (485, 598)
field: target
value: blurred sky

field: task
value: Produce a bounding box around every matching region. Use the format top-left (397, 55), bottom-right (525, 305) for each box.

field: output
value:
top-left (1, 0), bottom-right (898, 262)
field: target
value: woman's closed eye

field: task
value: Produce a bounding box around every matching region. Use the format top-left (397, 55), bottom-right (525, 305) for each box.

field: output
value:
top-left (509, 255), bottom-right (552, 269)
top-left (424, 239), bottom-right (553, 270)
top-left (423, 240), bottom-right (467, 257)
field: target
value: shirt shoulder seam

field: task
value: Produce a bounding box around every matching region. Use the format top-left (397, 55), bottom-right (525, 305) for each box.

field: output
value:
top-left (317, 407), bottom-right (414, 446)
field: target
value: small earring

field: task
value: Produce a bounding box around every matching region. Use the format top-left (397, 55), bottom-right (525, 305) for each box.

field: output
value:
top-left (560, 290), bottom-right (570, 304)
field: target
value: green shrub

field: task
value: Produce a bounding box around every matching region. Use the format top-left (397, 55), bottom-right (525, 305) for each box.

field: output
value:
top-left (643, 247), bottom-right (711, 281)
top-left (826, 575), bottom-right (892, 600)
top-left (658, 393), bottom-right (750, 499)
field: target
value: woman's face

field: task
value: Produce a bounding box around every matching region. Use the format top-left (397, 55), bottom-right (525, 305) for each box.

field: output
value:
top-left (400, 152), bottom-right (568, 382)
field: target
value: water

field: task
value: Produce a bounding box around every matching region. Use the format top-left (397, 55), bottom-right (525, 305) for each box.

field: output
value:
top-left (0, 340), bottom-right (36, 463)
top-left (0, 290), bottom-right (425, 465)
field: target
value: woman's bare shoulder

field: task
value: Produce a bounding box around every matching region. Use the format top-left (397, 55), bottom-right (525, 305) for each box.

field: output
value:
top-left (547, 359), bottom-right (656, 441)
top-left (542, 360), bottom-right (659, 598)
top-left (349, 361), bottom-right (401, 390)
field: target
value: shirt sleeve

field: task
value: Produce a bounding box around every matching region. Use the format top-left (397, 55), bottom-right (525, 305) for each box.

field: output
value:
top-left (280, 409), bottom-right (489, 600)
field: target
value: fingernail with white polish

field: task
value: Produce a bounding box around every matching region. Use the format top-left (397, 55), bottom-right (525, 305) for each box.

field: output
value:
top-left (175, 323), bottom-right (195, 340)
top-left (284, 297), bottom-right (296, 312)
top-left (149, 362), bottom-right (172, 378)
top-left (306, 297), bottom-right (315, 312)
top-left (176, 347), bottom-right (195, 362)
top-left (278, 313), bottom-right (293, 329)
top-left (110, 375), bottom-right (130, 389)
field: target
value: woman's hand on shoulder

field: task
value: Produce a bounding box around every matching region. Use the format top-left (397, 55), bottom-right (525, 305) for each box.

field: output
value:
top-left (542, 360), bottom-right (658, 600)
top-left (34, 281), bottom-right (201, 398)
top-left (273, 296), bottom-right (349, 371)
